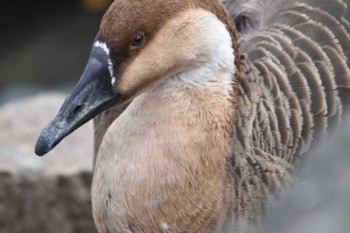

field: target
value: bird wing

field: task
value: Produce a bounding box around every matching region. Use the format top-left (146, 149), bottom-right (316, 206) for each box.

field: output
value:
top-left (224, 0), bottom-right (350, 163)
top-left (221, 0), bottom-right (292, 35)
top-left (221, 2), bottom-right (350, 228)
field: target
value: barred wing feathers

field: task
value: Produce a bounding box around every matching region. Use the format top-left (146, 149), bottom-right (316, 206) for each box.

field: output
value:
top-left (220, 1), bottom-right (350, 229)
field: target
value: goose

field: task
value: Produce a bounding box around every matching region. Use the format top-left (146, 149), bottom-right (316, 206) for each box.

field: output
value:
top-left (35, 0), bottom-right (350, 232)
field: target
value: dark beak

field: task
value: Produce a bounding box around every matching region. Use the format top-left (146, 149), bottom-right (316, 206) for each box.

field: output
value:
top-left (35, 45), bottom-right (119, 156)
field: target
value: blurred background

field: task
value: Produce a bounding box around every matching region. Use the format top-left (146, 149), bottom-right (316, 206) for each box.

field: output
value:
top-left (0, 0), bottom-right (112, 104)
top-left (0, 1), bottom-right (112, 232)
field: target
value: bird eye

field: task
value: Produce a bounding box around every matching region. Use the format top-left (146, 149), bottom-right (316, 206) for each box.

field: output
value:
top-left (131, 32), bottom-right (145, 49)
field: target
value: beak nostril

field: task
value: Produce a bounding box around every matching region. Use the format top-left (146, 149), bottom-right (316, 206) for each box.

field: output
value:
top-left (70, 104), bottom-right (83, 119)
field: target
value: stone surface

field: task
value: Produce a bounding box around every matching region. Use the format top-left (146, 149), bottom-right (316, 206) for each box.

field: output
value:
top-left (0, 93), bottom-right (97, 233)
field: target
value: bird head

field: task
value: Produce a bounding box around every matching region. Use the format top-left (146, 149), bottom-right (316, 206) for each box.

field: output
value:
top-left (35, 0), bottom-right (237, 156)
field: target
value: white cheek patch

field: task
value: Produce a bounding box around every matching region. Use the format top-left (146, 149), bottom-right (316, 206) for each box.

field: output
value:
top-left (93, 41), bottom-right (117, 86)
top-left (165, 10), bottom-right (235, 91)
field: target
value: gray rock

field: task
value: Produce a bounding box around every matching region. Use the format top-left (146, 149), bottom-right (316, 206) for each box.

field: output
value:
top-left (0, 93), bottom-right (97, 233)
